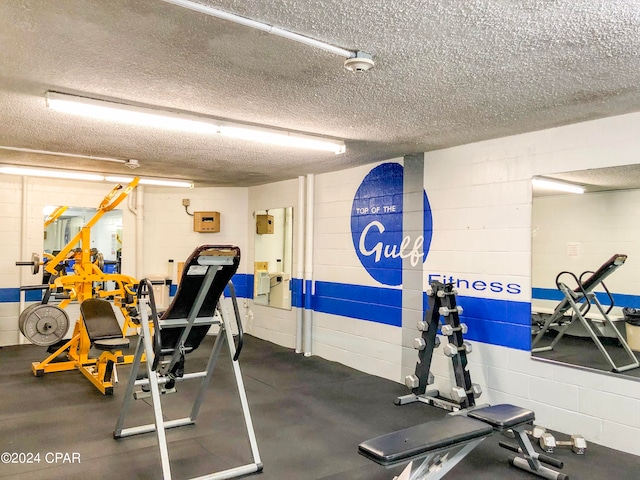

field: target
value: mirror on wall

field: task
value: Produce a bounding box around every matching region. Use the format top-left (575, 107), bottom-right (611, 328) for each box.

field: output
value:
top-left (43, 205), bottom-right (123, 278)
top-left (530, 165), bottom-right (640, 380)
top-left (253, 207), bottom-right (293, 310)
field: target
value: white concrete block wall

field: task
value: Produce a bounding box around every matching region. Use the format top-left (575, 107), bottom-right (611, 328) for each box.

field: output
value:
top-left (247, 178), bottom-right (298, 347)
top-left (291, 112), bottom-right (640, 455)
top-left (314, 162), bottom-right (400, 287)
top-left (313, 313), bottom-right (402, 381)
top-left (418, 112), bottom-right (640, 456)
top-left (142, 186), bottom-right (248, 279)
top-left (0, 175), bottom-right (139, 345)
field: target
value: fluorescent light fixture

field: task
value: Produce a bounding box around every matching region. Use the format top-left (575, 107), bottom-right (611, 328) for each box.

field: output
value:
top-left (532, 177), bottom-right (585, 194)
top-left (0, 165), bottom-right (193, 188)
top-left (219, 125), bottom-right (346, 153)
top-left (46, 91), bottom-right (218, 134)
top-left (0, 165), bottom-right (105, 182)
top-left (0, 145), bottom-right (128, 164)
top-left (45, 91), bottom-right (346, 154)
top-left (105, 176), bottom-right (193, 188)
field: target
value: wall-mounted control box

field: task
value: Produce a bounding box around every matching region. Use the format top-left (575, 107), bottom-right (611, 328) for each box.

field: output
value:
top-left (194, 211), bottom-right (220, 233)
top-left (256, 214), bottom-right (274, 234)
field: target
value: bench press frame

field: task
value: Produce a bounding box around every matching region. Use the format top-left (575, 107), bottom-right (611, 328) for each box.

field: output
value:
top-left (114, 246), bottom-right (262, 480)
top-left (359, 404), bottom-right (567, 480)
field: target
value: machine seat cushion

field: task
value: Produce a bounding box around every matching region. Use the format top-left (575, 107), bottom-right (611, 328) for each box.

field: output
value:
top-left (80, 298), bottom-right (128, 350)
top-left (467, 404), bottom-right (534, 431)
top-left (94, 337), bottom-right (130, 351)
top-left (358, 415), bottom-right (493, 466)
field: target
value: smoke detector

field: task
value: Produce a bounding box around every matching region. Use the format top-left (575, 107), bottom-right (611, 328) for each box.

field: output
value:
top-left (344, 51), bottom-right (375, 72)
top-left (125, 159), bottom-right (140, 169)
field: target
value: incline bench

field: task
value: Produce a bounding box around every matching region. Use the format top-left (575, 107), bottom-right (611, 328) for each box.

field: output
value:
top-left (531, 253), bottom-right (638, 373)
top-left (359, 404), bottom-right (567, 480)
top-left (113, 245), bottom-right (262, 480)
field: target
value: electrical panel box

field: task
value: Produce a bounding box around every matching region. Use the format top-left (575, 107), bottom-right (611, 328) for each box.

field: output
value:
top-left (256, 214), bottom-right (274, 234)
top-left (194, 211), bottom-right (220, 233)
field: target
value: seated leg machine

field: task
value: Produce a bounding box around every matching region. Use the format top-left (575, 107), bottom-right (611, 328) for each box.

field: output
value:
top-left (113, 245), bottom-right (262, 480)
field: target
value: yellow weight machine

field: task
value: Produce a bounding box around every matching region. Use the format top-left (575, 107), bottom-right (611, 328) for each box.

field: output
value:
top-left (17, 178), bottom-right (142, 395)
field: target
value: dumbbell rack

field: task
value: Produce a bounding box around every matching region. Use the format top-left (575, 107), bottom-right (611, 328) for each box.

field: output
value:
top-left (396, 281), bottom-right (481, 411)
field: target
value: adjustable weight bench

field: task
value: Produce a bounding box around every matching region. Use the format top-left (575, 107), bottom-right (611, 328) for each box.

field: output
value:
top-left (114, 245), bottom-right (262, 480)
top-left (359, 404), bottom-right (567, 480)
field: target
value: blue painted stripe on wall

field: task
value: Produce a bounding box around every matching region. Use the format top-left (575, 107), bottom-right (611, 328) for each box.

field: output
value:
top-left (304, 279), bottom-right (313, 310)
top-left (229, 273), bottom-right (250, 298)
top-left (532, 287), bottom-right (640, 308)
top-left (0, 288), bottom-right (43, 302)
top-left (0, 277), bottom-right (534, 351)
top-left (316, 281), bottom-right (401, 307)
top-left (314, 280), bottom-right (402, 326)
top-left (464, 318), bottom-right (531, 350)
top-left (291, 278), bottom-right (303, 308)
top-left (0, 273), bottom-right (253, 303)
top-left (312, 281), bottom-right (531, 349)
top-left (0, 288), bottom-right (19, 303)
top-left (422, 292), bottom-right (532, 350)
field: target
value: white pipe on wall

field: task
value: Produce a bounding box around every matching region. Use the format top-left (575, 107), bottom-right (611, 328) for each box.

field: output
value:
top-left (136, 187), bottom-right (144, 280)
top-left (296, 176), bottom-right (305, 353)
top-left (128, 187), bottom-right (144, 279)
top-left (303, 174), bottom-right (314, 356)
top-left (18, 176), bottom-right (28, 345)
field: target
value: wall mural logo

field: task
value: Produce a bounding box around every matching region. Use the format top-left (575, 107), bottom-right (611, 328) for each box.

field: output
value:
top-left (351, 162), bottom-right (433, 286)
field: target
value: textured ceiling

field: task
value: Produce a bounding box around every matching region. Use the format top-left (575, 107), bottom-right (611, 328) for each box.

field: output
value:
top-left (1, 1), bottom-right (639, 186)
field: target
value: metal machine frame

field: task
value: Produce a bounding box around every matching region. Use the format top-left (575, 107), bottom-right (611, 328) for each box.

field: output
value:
top-left (114, 247), bottom-right (262, 480)
top-left (18, 178), bottom-right (142, 394)
top-left (532, 254), bottom-right (639, 373)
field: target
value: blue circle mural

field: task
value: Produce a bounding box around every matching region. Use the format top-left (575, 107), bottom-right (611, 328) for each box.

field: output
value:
top-left (350, 162), bottom-right (433, 286)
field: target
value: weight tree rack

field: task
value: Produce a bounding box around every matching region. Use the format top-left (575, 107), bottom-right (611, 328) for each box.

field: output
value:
top-left (396, 281), bottom-right (482, 411)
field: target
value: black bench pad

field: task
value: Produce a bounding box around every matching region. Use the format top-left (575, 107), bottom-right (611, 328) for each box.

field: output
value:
top-left (94, 337), bottom-right (130, 350)
top-left (359, 415), bottom-right (493, 466)
top-left (80, 298), bottom-right (125, 341)
top-left (467, 404), bottom-right (534, 431)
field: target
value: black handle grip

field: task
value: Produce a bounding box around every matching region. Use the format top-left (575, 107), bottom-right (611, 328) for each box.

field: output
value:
top-left (138, 279), bottom-right (162, 371)
top-left (538, 452), bottom-right (564, 469)
top-left (499, 441), bottom-right (563, 469)
top-left (499, 441), bottom-right (519, 453)
top-left (227, 281), bottom-right (244, 361)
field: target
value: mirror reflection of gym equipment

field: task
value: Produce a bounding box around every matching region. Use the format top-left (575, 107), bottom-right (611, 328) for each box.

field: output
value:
top-left (15, 178), bottom-right (141, 394)
top-left (253, 207), bottom-right (293, 310)
top-left (531, 167), bottom-right (640, 379)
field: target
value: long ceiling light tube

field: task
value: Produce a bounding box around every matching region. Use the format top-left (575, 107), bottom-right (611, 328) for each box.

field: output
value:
top-left (532, 177), bottom-right (585, 194)
top-left (0, 145), bottom-right (128, 164)
top-left (0, 165), bottom-right (105, 182)
top-left (0, 165), bottom-right (193, 188)
top-left (105, 176), bottom-right (193, 188)
top-left (45, 91), bottom-right (346, 154)
top-left (160, 0), bottom-right (356, 59)
top-left (46, 91), bottom-right (219, 134)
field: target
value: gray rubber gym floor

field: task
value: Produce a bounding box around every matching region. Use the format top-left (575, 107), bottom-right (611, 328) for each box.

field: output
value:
top-left (1, 335), bottom-right (638, 479)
